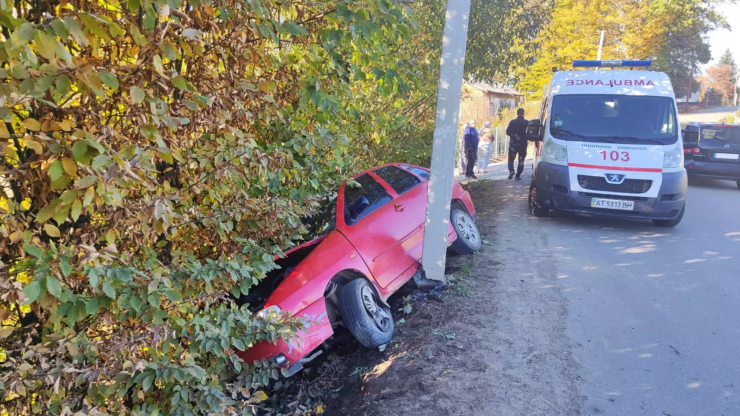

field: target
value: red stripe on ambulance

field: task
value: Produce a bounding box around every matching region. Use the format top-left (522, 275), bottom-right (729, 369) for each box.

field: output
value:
top-left (567, 163), bottom-right (663, 173)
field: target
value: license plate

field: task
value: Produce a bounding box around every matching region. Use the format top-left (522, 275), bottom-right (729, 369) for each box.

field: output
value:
top-left (713, 153), bottom-right (740, 160)
top-left (591, 198), bottom-right (635, 211)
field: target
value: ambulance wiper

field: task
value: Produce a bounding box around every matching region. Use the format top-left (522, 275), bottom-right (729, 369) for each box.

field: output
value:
top-left (554, 129), bottom-right (588, 140)
top-left (606, 136), bottom-right (664, 145)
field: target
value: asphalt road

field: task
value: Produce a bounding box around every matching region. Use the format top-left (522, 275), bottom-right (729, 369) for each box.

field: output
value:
top-left (459, 160), bottom-right (740, 416)
top-left (534, 175), bottom-right (740, 416)
top-left (679, 105), bottom-right (739, 123)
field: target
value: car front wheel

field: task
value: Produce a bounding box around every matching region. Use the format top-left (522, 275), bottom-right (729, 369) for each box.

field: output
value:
top-left (338, 279), bottom-right (394, 348)
top-left (450, 208), bottom-right (482, 255)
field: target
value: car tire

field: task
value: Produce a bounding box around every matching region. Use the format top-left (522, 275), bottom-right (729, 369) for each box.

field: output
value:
top-left (653, 204), bottom-right (685, 227)
top-left (450, 208), bottom-right (482, 255)
top-left (529, 182), bottom-right (549, 218)
top-left (338, 279), bottom-right (394, 349)
top-left (736, 180), bottom-right (740, 189)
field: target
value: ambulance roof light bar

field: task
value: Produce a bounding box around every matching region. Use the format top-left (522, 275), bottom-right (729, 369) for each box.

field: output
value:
top-left (572, 60), bottom-right (652, 68)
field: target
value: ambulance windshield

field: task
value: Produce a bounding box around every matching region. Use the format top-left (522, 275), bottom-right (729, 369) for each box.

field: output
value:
top-left (550, 94), bottom-right (678, 144)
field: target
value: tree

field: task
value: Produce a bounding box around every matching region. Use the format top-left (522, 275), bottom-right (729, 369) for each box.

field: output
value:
top-left (465, 0), bottom-right (551, 84)
top-left (0, 1), bottom-right (422, 415)
top-left (516, 0), bottom-right (727, 99)
top-left (718, 49), bottom-right (738, 105)
top-left (698, 64), bottom-right (736, 105)
top-left (719, 49), bottom-right (737, 78)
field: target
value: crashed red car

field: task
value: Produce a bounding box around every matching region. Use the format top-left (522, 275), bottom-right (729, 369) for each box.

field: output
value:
top-left (237, 163), bottom-right (480, 374)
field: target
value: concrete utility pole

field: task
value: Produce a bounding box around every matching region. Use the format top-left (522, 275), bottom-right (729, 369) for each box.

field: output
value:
top-left (597, 30), bottom-right (605, 60)
top-left (421, 0), bottom-right (472, 283)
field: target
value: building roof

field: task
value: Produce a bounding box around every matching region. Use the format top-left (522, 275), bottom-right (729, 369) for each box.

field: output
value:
top-left (467, 82), bottom-right (523, 96)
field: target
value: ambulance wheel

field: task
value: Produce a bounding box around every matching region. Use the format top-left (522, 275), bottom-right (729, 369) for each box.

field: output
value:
top-left (529, 183), bottom-right (549, 218)
top-left (653, 204), bottom-right (685, 227)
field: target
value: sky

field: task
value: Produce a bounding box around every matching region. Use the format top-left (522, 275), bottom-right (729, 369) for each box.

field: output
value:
top-left (703, 2), bottom-right (740, 72)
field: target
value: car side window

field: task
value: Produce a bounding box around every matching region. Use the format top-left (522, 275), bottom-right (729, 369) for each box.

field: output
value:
top-left (373, 166), bottom-right (421, 195)
top-left (343, 174), bottom-right (392, 225)
top-left (400, 165), bottom-right (430, 181)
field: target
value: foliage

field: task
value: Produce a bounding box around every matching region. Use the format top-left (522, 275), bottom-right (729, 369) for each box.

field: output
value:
top-left (465, 0), bottom-right (551, 84)
top-left (356, 0), bottom-right (553, 168)
top-left (698, 64), bottom-right (736, 105)
top-left (0, 0), bottom-right (423, 414)
top-left (718, 49), bottom-right (738, 80)
top-left (517, 0), bottom-right (727, 99)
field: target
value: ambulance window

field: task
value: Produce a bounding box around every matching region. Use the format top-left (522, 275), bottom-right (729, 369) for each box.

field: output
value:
top-left (549, 94), bottom-right (678, 144)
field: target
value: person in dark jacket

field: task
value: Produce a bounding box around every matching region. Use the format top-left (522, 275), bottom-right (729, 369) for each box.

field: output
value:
top-left (463, 120), bottom-right (479, 179)
top-left (505, 108), bottom-right (528, 180)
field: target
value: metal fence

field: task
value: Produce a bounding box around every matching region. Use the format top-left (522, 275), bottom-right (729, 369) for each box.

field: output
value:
top-left (492, 126), bottom-right (509, 159)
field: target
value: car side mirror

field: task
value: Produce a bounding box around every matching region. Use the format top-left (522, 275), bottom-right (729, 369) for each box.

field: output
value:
top-left (526, 119), bottom-right (542, 141)
top-left (348, 196), bottom-right (369, 220)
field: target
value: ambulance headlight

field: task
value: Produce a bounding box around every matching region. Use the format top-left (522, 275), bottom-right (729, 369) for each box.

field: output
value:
top-left (543, 138), bottom-right (568, 164)
top-left (663, 145), bottom-right (683, 168)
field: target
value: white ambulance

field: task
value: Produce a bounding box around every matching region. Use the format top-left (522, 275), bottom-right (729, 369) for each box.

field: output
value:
top-left (526, 60), bottom-right (687, 227)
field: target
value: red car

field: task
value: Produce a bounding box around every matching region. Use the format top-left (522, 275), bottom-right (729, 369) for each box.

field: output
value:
top-left (238, 163), bottom-right (480, 374)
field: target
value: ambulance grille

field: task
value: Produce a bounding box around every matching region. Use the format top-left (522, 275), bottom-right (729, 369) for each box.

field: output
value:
top-left (577, 175), bottom-right (652, 194)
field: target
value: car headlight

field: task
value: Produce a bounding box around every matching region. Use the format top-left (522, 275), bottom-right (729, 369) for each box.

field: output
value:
top-left (256, 305), bottom-right (281, 320)
top-left (543, 137), bottom-right (568, 165)
top-left (663, 145), bottom-right (683, 168)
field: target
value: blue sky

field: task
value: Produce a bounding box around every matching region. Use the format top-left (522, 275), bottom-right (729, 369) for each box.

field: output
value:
top-left (704, 2), bottom-right (740, 72)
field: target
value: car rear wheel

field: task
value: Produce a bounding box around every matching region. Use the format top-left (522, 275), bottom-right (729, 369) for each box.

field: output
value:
top-left (338, 279), bottom-right (394, 348)
top-left (653, 204), bottom-right (685, 227)
top-left (529, 182), bottom-right (549, 217)
top-left (450, 208), bottom-right (482, 255)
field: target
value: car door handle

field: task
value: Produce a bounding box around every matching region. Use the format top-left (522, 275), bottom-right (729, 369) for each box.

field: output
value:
top-left (394, 204), bottom-right (405, 212)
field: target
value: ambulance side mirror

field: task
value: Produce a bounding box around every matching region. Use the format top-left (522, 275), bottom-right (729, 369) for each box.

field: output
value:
top-left (682, 130), bottom-right (699, 147)
top-left (526, 119), bottom-right (543, 142)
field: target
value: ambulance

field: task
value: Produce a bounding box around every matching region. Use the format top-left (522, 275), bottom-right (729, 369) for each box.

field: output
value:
top-left (526, 60), bottom-right (687, 227)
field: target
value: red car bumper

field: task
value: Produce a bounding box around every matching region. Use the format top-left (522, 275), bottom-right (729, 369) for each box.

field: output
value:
top-left (237, 297), bottom-right (333, 370)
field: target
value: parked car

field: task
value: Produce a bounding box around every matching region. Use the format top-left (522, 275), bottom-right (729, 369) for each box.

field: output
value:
top-left (682, 122), bottom-right (740, 188)
top-left (237, 163), bottom-right (480, 374)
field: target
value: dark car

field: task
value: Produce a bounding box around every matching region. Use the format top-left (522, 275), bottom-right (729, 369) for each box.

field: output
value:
top-left (682, 122), bottom-right (740, 188)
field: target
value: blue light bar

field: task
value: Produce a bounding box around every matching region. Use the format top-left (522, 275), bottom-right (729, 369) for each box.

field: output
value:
top-left (572, 60), bottom-right (652, 68)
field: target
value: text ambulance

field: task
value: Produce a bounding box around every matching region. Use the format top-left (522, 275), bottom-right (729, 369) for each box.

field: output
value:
top-left (526, 60), bottom-right (687, 227)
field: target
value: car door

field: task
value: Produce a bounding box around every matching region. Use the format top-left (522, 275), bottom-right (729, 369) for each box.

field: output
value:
top-left (372, 165), bottom-right (427, 257)
top-left (338, 170), bottom-right (423, 289)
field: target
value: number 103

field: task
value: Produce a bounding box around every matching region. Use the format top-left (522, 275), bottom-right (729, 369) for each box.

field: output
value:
top-left (600, 150), bottom-right (630, 162)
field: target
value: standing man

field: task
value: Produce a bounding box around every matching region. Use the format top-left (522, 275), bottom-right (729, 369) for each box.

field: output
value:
top-left (505, 108), bottom-right (528, 180)
top-left (463, 119), bottom-right (479, 179)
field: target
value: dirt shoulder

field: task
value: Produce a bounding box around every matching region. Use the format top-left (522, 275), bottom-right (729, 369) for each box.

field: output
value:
top-left (275, 179), bottom-right (584, 416)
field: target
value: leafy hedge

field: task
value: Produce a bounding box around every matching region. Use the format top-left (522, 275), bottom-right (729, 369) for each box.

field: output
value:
top-left (0, 0), bottom-right (419, 414)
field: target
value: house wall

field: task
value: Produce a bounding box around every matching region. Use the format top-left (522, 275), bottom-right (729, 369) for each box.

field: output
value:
top-left (459, 84), bottom-right (521, 126)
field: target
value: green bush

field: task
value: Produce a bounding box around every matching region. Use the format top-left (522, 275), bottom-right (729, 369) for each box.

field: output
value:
top-left (0, 0), bottom-right (419, 414)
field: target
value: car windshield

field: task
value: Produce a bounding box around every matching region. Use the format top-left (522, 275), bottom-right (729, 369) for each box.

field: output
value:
top-left (301, 194), bottom-right (336, 240)
top-left (700, 126), bottom-right (740, 144)
top-left (550, 94), bottom-right (678, 144)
